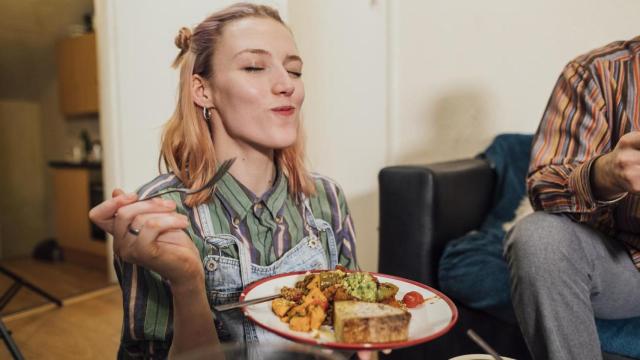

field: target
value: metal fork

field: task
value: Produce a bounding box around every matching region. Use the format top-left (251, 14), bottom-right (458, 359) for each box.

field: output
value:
top-left (467, 329), bottom-right (503, 360)
top-left (213, 294), bottom-right (281, 312)
top-left (138, 158), bottom-right (236, 201)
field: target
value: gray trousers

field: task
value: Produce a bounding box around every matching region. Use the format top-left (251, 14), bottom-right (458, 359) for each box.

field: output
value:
top-left (505, 212), bottom-right (640, 360)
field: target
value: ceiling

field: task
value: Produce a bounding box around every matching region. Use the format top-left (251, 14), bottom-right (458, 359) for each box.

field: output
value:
top-left (0, 0), bottom-right (93, 100)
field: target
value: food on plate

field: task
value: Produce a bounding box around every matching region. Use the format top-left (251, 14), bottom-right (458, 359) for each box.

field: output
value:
top-left (271, 270), bottom-right (413, 341)
top-left (333, 301), bottom-right (411, 343)
top-left (402, 291), bottom-right (425, 308)
top-left (341, 272), bottom-right (378, 302)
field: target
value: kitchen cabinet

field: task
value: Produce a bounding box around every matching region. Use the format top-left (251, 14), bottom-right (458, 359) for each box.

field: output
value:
top-left (56, 33), bottom-right (99, 116)
top-left (50, 162), bottom-right (105, 270)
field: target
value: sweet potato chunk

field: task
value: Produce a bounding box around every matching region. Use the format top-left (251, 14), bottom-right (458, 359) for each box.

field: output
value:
top-left (289, 315), bottom-right (311, 332)
top-left (272, 298), bottom-right (295, 318)
top-left (309, 305), bottom-right (326, 330)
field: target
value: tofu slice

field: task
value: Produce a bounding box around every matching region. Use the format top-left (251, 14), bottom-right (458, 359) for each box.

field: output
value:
top-left (333, 301), bottom-right (411, 343)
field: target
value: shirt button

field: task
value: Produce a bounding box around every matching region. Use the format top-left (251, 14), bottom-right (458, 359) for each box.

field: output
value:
top-left (204, 258), bottom-right (217, 271)
top-left (232, 217), bottom-right (240, 226)
top-left (308, 237), bottom-right (319, 248)
top-left (254, 203), bottom-right (263, 210)
top-left (275, 215), bottom-right (283, 224)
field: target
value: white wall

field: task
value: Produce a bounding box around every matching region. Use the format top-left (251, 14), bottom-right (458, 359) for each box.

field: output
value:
top-left (390, 0), bottom-right (640, 165)
top-left (288, 0), bottom-right (388, 271)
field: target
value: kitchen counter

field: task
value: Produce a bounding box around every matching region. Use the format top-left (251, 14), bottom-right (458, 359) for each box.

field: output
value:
top-left (49, 161), bottom-right (101, 170)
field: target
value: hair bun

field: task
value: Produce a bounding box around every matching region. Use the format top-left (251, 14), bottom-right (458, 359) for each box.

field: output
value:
top-left (175, 27), bottom-right (192, 51)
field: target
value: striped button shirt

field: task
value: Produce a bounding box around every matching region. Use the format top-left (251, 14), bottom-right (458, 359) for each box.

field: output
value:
top-left (528, 36), bottom-right (640, 270)
top-left (114, 170), bottom-right (358, 358)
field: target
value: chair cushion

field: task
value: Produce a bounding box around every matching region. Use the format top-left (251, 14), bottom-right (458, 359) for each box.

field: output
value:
top-left (598, 318), bottom-right (640, 358)
top-left (437, 133), bottom-right (640, 359)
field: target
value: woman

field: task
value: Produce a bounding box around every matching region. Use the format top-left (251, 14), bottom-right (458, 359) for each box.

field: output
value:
top-left (89, 3), bottom-right (359, 358)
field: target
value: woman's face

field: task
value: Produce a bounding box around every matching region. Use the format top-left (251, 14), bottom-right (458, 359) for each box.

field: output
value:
top-left (209, 17), bottom-right (304, 152)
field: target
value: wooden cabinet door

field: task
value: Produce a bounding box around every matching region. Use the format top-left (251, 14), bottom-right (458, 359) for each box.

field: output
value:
top-left (56, 33), bottom-right (99, 116)
top-left (51, 168), bottom-right (105, 258)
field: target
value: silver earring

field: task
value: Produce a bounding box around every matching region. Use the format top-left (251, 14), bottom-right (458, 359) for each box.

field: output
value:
top-left (203, 107), bottom-right (211, 121)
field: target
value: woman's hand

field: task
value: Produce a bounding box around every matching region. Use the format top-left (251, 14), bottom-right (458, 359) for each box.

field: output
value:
top-left (89, 188), bottom-right (203, 285)
top-left (88, 188), bottom-right (137, 234)
top-left (114, 199), bottom-right (203, 285)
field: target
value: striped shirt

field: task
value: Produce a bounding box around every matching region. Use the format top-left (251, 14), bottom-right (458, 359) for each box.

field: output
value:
top-left (114, 170), bottom-right (358, 358)
top-left (528, 35), bottom-right (640, 270)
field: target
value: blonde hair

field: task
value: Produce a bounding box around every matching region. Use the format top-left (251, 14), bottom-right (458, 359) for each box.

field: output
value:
top-left (160, 3), bottom-right (315, 207)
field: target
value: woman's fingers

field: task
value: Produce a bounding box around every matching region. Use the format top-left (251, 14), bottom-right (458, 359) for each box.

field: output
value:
top-left (128, 212), bottom-right (189, 238)
top-left (112, 188), bottom-right (126, 198)
top-left (113, 198), bottom-right (177, 241)
top-left (89, 191), bottom-right (138, 233)
top-left (118, 213), bottom-right (189, 262)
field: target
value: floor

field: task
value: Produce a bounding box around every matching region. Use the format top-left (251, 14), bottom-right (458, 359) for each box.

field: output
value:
top-left (0, 286), bottom-right (121, 359)
top-left (0, 258), bottom-right (120, 359)
top-left (0, 258), bottom-right (112, 315)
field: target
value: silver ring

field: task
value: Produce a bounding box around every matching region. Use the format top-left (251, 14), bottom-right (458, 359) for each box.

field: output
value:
top-left (128, 225), bottom-right (141, 236)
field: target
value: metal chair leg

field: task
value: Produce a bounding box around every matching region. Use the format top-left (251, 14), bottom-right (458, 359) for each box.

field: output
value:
top-left (0, 320), bottom-right (23, 360)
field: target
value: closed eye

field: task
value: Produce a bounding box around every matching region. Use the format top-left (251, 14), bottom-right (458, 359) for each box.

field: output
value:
top-left (244, 66), bottom-right (264, 72)
top-left (288, 71), bottom-right (302, 78)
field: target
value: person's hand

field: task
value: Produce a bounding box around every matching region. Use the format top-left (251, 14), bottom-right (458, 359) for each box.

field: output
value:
top-left (89, 188), bottom-right (203, 285)
top-left (88, 188), bottom-right (138, 234)
top-left (592, 131), bottom-right (640, 200)
top-left (113, 196), bottom-right (202, 285)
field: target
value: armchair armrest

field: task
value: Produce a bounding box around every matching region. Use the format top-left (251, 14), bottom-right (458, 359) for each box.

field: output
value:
top-left (378, 158), bottom-right (495, 287)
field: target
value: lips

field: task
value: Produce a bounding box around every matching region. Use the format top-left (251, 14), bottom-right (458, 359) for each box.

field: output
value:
top-left (271, 106), bottom-right (295, 116)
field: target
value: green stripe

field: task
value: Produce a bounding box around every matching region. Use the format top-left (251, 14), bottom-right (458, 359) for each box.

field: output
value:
top-left (246, 215), bottom-right (262, 263)
top-left (218, 175), bottom-right (252, 218)
top-left (266, 174), bottom-right (288, 214)
top-left (143, 270), bottom-right (161, 340)
top-left (285, 200), bottom-right (303, 241)
top-left (153, 280), bottom-right (170, 339)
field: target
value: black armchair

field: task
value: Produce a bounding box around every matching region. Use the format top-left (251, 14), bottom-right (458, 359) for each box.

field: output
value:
top-left (378, 158), bottom-right (632, 360)
top-left (378, 158), bottom-right (529, 360)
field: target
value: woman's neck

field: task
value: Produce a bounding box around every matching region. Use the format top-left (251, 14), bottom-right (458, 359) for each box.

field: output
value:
top-left (211, 117), bottom-right (277, 197)
top-left (217, 147), bottom-right (276, 198)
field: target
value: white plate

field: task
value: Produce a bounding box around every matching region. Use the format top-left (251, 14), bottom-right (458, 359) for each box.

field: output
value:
top-left (240, 270), bottom-right (458, 350)
top-left (450, 355), bottom-right (515, 360)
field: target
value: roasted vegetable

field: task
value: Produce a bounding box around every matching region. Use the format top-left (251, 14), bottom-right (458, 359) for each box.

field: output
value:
top-left (318, 270), bottom-right (346, 289)
top-left (272, 298), bottom-right (296, 317)
top-left (281, 287), bottom-right (305, 302)
top-left (377, 282), bottom-right (399, 302)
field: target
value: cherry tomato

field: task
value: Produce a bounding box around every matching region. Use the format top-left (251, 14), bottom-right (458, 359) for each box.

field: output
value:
top-left (402, 291), bottom-right (425, 308)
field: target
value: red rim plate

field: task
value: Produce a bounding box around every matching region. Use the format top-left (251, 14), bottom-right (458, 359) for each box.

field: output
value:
top-left (239, 270), bottom-right (458, 351)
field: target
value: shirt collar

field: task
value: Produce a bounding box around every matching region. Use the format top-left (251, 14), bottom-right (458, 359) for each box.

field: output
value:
top-left (214, 166), bottom-right (288, 220)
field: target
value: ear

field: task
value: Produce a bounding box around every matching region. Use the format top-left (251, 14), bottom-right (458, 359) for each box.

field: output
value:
top-left (191, 74), bottom-right (215, 108)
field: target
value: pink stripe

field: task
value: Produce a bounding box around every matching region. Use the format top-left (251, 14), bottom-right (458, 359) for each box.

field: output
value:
top-left (140, 175), bottom-right (176, 199)
top-left (129, 266), bottom-right (138, 340)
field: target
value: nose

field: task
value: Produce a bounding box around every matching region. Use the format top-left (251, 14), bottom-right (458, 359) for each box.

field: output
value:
top-left (272, 67), bottom-right (295, 97)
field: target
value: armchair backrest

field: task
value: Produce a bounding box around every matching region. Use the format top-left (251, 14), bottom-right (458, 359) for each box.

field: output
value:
top-left (378, 158), bottom-right (495, 287)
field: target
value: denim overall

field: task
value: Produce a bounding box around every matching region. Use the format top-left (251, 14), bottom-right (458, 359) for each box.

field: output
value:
top-left (195, 196), bottom-right (339, 347)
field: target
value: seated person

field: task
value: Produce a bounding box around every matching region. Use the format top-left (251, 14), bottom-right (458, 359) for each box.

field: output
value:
top-left (88, 3), bottom-right (362, 358)
top-left (506, 36), bottom-right (640, 359)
